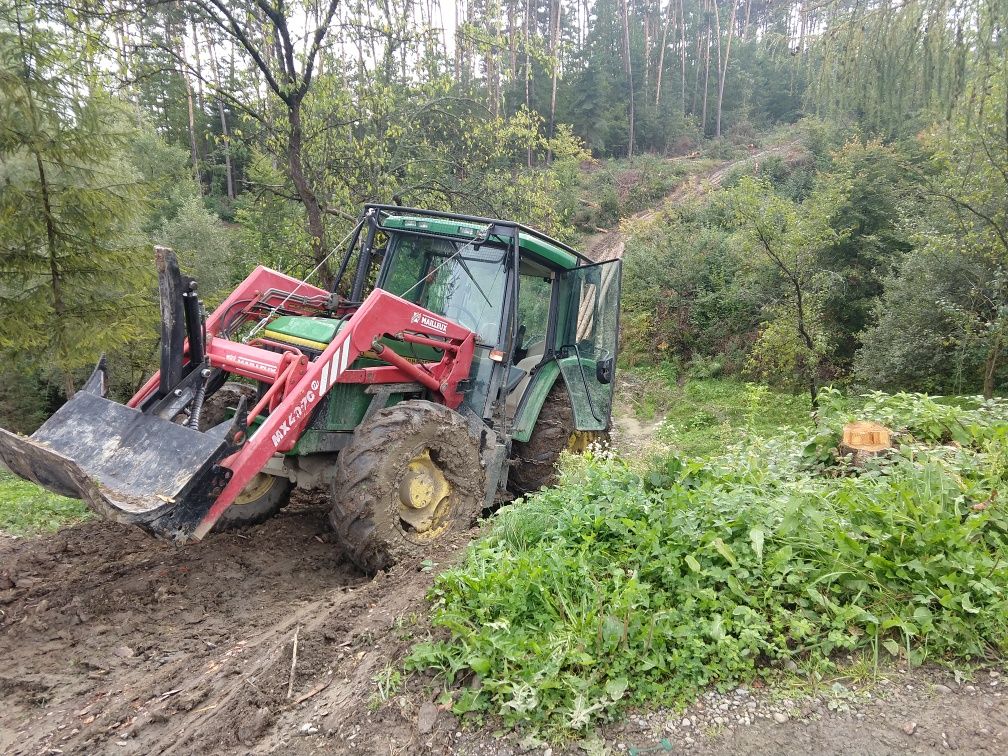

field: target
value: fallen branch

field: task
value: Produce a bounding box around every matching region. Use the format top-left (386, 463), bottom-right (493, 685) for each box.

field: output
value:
top-left (294, 675), bottom-right (332, 705)
top-left (286, 624), bottom-right (301, 699)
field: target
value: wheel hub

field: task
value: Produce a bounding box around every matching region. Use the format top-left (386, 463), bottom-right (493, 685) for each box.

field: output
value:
top-left (397, 449), bottom-right (452, 539)
top-left (234, 473), bottom-right (275, 506)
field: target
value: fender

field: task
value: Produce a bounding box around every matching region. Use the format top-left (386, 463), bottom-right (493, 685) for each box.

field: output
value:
top-left (510, 360), bottom-right (562, 443)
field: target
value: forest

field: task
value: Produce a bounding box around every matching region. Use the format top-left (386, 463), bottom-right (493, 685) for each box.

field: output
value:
top-left (0, 0), bottom-right (1004, 424)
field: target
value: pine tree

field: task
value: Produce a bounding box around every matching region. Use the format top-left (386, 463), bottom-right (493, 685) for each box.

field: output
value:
top-left (0, 7), bottom-right (153, 396)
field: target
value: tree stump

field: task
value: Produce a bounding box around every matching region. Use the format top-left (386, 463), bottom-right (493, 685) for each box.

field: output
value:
top-left (838, 421), bottom-right (894, 466)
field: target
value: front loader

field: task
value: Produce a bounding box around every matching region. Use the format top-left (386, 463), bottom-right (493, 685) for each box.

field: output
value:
top-left (0, 205), bottom-right (621, 572)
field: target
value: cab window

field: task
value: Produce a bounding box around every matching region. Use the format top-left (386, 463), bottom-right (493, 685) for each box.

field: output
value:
top-left (380, 232), bottom-right (508, 345)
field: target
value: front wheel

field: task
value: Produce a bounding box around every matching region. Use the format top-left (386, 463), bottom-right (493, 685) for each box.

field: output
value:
top-left (329, 400), bottom-right (484, 573)
top-left (214, 473), bottom-right (293, 531)
top-left (199, 382), bottom-right (292, 531)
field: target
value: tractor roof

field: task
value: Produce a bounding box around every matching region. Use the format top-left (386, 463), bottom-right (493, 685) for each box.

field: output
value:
top-left (373, 206), bottom-right (586, 271)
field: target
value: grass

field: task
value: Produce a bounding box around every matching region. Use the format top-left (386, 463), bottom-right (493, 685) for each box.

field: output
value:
top-left (0, 469), bottom-right (91, 536)
top-left (617, 369), bottom-right (816, 458)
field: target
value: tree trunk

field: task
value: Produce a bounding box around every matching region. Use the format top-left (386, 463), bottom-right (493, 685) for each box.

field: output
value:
top-left (794, 283), bottom-right (818, 408)
top-left (983, 331), bottom-right (1002, 400)
top-left (177, 31), bottom-right (201, 188)
top-left (701, 3), bottom-right (712, 134)
top-left (679, 0), bottom-right (687, 116)
top-left (190, 19), bottom-right (205, 110)
top-left (619, 0), bottom-right (635, 157)
top-left (524, 0), bottom-right (532, 167)
top-left (287, 101), bottom-right (329, 284)
top-left (547, 0), bottom-right (561, 162)
top-left (655, 0), bottom-right (675, 107)
top-left (16, 10), bottom-right (73, 395)
top-left (715, 0), bottom-right (738, 138)
top-left (207, 39), bottom-right (235, 200)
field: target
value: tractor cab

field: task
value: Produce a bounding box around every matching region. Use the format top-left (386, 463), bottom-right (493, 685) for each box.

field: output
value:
top-left (342, 207), bottom-right (622, 443)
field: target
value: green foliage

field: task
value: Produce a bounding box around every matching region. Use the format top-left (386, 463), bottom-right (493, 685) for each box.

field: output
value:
top-left (233, 153), bottom-right (315, 277)
top-left (816, 387), bottom-right (1008, 448)
top-left (154, 195), bottom-right (242, 302)
top-left (727, 174), bottom-right (850, 401)
top-left (854, 246), bottom-right (1005, 395)
top-left (0, 470), bottom-right (90, 534)
top-left (571, 155), bottom-right (692, 231)
top-left (816, 139), bottom-right (919, 368)
top-left (621, 202), bottom-right (754, 370)
top-left (0, 15), bottom-right (154, 391)
top-left (622, 374), bottom-right (813, 458)
top-left (409, 392), bottom-right (1008, 735)
top-left (805, 0), bottom-right (1006, 138)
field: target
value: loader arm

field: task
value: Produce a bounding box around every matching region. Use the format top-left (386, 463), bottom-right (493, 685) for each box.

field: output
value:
top-left (190, 287), bottom-right (476, 537)
top-left (0, 261), bottom-right (475, 543)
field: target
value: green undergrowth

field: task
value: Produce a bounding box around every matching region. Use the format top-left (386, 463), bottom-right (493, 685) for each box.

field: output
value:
top-left (0, 470), bottom-right (91, 535)
top-left (571, 155), bottom-right (702, 232)
top-left (619, 371), bottom-right (815, 458)
top-left (408, 391), bottom-right (1008, 737)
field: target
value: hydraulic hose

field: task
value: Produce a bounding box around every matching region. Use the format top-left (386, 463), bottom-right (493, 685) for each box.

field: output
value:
top-left (187, 378), bottom-right (208, 430)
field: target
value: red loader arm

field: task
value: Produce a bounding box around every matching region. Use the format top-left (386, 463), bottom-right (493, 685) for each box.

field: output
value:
top-left (189, 286), bottom-right (476, 537)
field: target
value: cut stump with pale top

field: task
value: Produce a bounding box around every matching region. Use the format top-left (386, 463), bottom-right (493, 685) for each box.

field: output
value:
top-left (839, 421), bottom-right (894, 466)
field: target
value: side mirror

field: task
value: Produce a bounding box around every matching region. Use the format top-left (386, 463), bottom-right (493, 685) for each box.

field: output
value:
top-left (596, 357), bottom-right (614, 385)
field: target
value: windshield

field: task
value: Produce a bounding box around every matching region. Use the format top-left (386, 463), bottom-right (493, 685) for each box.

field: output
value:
top-left (380, 232), bottom-right (508, 344)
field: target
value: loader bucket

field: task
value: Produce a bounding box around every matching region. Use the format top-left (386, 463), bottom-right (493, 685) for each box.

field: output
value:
top-left (0, 385), bottom-right (242, 541)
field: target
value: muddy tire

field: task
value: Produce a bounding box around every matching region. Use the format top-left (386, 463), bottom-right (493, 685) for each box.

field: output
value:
top-left (213, 473), bottom-right (293, 531)
top-left (508, 381), bottom-right (606, 495)
top-left (198, 382), bottom-right (292, 531)
top-left (329, 400), bottom-right (483, 573)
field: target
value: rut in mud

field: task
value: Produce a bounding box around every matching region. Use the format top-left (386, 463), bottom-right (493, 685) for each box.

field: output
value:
top-left (0, 490), bottom-right (465, 755)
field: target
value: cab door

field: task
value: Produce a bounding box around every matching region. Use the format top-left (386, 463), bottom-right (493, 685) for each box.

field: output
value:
top-left (554, 259), bottom-right (622, 431)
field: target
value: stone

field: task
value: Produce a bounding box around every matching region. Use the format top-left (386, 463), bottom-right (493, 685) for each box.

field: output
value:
top-left (934, 684), bottom-right (953, 694)
top-left (417, 701), bottom-right (439, 735)
top-left (773, 713), bottom-right (789, 724)
top-left (902, 721), bottom-right (917, 736)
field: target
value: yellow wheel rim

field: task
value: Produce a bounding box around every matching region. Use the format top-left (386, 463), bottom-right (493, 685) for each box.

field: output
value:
top-left (397, 449), bottom-right (452, 542)
top-left (234, 473), bottom-right (277, 506)
top-left (566, 431), bottom-right (593, 454)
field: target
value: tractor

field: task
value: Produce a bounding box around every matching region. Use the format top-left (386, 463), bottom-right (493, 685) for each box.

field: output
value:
top-left (0, 205), bottom-right (622, 572)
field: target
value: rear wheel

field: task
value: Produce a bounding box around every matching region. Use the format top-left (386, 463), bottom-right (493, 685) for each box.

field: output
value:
top-left (329, 400), bottom-right (483, 573)
top-left (199, 382), bottom-right (292, 531)
top-left (508, 381), bottom-right (607, 495)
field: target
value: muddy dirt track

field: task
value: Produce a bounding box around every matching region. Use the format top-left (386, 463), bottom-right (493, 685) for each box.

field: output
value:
top-left (0, 490), bottom-right (464, 755)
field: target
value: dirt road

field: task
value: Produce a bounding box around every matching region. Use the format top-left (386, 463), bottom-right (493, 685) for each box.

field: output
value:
top-left (0, 491), bottom-right (461, 755)
top-left (585, 141), bottom-right (803, 263)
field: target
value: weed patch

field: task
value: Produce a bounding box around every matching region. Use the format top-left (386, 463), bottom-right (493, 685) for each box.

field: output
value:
top-left (408, 392), bottom-right (1008, 736)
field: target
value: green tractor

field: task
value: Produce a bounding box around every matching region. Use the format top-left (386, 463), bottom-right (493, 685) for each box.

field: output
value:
top-left (0, 205), bottom-right (622, 572)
